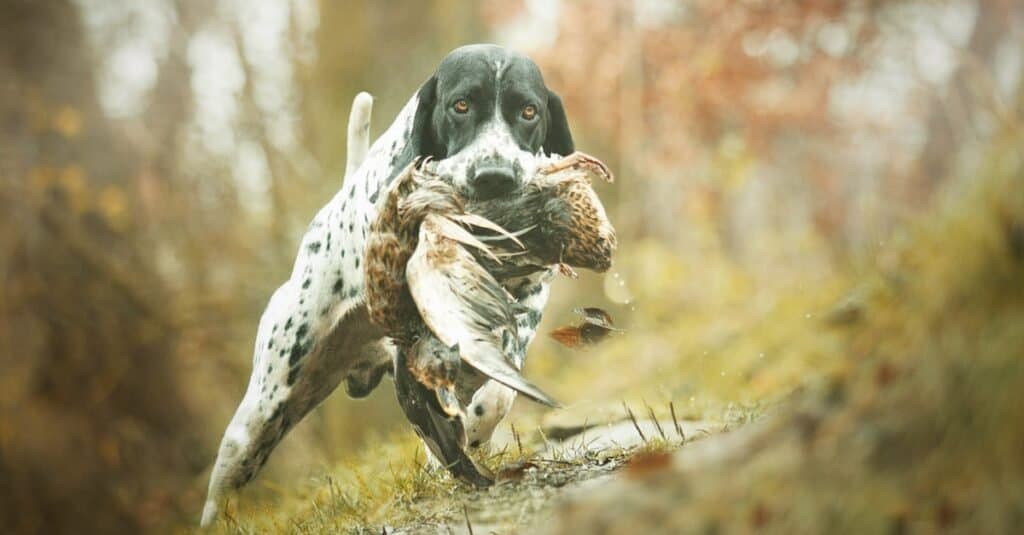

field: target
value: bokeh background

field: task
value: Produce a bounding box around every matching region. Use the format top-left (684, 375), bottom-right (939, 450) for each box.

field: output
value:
top-left (2, 0), bottom-right (1022, 532)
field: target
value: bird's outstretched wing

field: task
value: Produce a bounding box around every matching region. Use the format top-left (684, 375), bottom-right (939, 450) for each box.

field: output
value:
top-left (406, 214), bottom-right (560, 408)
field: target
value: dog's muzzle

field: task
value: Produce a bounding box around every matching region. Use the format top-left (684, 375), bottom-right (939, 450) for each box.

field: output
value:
top-left (472, 166), bottom-right (517, 199)
top-left (468, 156), bottom-right (521, 200)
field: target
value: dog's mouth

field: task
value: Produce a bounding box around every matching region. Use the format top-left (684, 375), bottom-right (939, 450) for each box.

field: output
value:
top-left (466, 159), bottom-right (520, 197)
top-left (468, 182), bottom-right (522, 201)
top-left (466, 159), bottom-right (523, 200)
top-left (433, 150), bottom-right (538, 201)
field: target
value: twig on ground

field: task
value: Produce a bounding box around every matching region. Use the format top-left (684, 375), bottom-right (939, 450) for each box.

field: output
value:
top-left (463, 504), bottom-right (474, 535)
top-left (534, 458), bottom-right (576, 466)
top-left (622, 401), bottom-right (647, 443)
top-left (670, 401), bottom-right (686, 441)
top-left (645, 401), bottom-right (668, 441)
top-left (537, 426), bottom-right (553, 450)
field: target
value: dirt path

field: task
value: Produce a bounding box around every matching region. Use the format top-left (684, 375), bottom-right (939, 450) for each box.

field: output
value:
top-left (375, 416), bottom-right (725, 534)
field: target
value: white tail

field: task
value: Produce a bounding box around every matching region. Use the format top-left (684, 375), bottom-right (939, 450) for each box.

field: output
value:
top-left (345, 91), bottom-right (374, 179)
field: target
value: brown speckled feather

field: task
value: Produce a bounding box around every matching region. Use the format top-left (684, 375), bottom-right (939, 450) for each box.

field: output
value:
top-left (463, 152), bottom-right (617, 279)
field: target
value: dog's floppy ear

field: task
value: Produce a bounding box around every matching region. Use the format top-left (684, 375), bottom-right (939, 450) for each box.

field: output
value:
top-left (409, 74), bottom-right (445, 159)
top-left (377, 75), bottom-right (443, 199)
top-left (544, 89), bottom-right (575, 156)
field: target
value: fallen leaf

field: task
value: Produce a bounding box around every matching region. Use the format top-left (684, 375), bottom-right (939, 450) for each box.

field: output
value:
top-left (625, 450), bottom-right (672, 477)
top-left (549, 308), bottom-right (623, 348)
top-left (497, 460), bottom-right (537, 481)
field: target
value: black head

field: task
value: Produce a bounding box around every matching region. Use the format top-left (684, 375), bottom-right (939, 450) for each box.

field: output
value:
top-left (407, 44), bottom-right (574, 200)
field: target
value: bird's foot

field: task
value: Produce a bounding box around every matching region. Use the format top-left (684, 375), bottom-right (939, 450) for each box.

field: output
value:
top-left (540, 151), bottom-right (614, 183)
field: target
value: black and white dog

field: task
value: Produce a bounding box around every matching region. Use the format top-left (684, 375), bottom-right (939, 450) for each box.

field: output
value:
top-left (201, 44), bottom-right (574, 526)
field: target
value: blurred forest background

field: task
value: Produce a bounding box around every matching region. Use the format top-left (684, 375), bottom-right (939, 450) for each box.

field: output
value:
top-left (1, 0), bottom-right (1022, 533)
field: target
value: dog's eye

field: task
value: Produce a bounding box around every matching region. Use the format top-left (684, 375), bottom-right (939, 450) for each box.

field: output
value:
top-left (521, 105), bottom-right (537, 120)
top-left (453, 100), bottom-right (470, 114)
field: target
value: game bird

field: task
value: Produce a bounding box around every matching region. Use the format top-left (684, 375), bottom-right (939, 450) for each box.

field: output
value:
top-left (364, 159), bottom-right (558, 485)
top-left (364, 153), bottom-right (617, 485)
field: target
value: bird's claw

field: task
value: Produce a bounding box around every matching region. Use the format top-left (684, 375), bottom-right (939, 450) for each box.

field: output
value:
top-left (540, 151), bottom-right (614, 183)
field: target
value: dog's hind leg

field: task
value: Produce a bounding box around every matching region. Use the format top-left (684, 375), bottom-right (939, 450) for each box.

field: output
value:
top-left (202, 85), bottom-right (421, 527)
top-left (201, 276), bottom-right (389, 527)
top-left (343, 338), bottom-right (393, 398)
top-left (200, 284), bottom-right (301, 527)
top-left (201, 392), bottom-right (286, 527)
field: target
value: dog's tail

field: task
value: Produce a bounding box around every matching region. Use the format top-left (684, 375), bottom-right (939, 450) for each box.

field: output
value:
top-left (345, 91), bottom-right (374, 179)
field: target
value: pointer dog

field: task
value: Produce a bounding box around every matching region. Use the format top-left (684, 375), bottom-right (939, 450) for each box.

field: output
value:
top-left (201, 44), bottom-right (574, 526)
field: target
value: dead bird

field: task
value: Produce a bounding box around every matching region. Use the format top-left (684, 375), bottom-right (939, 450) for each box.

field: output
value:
top-left (365, 159), bottom-right (557, 486)
top-left (366, 159), bottom-right (559, 406)
top-left (365, 152), bottom-right (617, 485)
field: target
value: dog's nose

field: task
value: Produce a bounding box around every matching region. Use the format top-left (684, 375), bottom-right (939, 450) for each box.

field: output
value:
top-left (471, 166), bottom-right (517, 199)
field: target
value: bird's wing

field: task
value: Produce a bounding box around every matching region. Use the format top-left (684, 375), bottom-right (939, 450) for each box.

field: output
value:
top-left (407, 215), bottom-right (560, 407)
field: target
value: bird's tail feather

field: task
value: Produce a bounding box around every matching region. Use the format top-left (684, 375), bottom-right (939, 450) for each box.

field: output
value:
top-left (459, 341), bottom-right (561, 408)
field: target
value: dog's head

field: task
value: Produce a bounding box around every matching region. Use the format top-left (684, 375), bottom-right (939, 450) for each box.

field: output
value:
top-left (407, 44), bottom-right (574, 200)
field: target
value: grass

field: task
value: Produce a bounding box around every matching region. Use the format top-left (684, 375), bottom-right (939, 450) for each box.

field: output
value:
top-left (188, 228), bottom-right (859, 532)
top-left (190, 130), bottom-right (1024, 535)
top-left (199, 426), bottom-right (688, 534)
